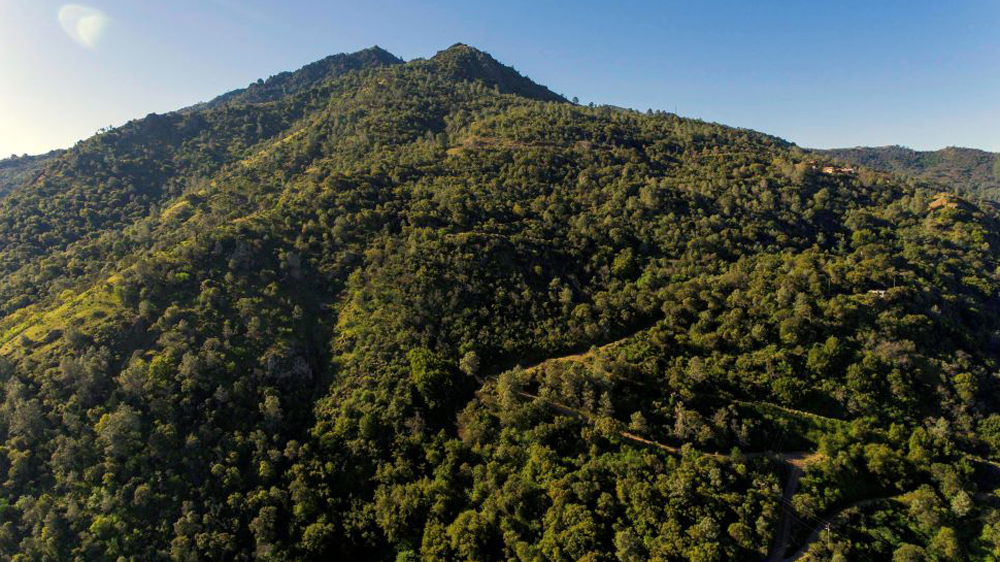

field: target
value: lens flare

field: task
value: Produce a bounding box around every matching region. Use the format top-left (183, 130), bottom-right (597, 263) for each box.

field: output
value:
top-left (58, 5), bottom-right (109, 49)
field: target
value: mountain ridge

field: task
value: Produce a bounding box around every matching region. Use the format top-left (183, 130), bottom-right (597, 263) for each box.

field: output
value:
top-left (186, 45), bottom-right (405, 111)
top-left (814, 144), bottom-right (1000, 199)
top-left (0, 43), bottom-right (573, 314)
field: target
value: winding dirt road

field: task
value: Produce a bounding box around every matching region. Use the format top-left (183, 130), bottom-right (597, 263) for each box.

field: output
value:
top-left (494, 335), bottom-right (994, 562)
top-left (783, 495), bottom-right (904, 562)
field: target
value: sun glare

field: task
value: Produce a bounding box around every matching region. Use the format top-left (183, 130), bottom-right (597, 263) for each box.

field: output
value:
top-left (57, 4), bottom-right (109, 49)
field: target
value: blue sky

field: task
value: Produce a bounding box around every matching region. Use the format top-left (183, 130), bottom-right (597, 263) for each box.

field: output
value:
top-left (1, 0), bottom-right (998, 156)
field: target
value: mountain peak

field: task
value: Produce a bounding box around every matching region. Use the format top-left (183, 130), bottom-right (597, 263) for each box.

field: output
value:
top-left (438, 42), bottom-right (476, 54)
top-left (195, 46), bottom-right (403, 110)
top-left (355, 45), bottom-right (404, 64)
top-left (428, 43), bottom-right (564, 102)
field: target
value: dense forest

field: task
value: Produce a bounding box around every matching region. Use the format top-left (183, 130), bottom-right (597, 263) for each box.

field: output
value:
top-left (817, 145), bottom-right (1000, 200)
top-left (1, 44), bottom-right (1000, 561)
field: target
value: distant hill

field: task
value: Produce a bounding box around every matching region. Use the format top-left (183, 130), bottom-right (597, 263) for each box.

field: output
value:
top-left (816, 145), bottom-right (1000, 199)
top-left (0, 150), bottom-right (61, 199)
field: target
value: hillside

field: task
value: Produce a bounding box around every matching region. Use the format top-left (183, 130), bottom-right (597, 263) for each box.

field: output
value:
top-left (817, 145), bottom-right (1000, 199)
top-left (0, 150), bottom-right (61, 199)
top-left (1, 45), bottom-right (1000, 562)
top-left (185, 45), bottom-right (405, 111)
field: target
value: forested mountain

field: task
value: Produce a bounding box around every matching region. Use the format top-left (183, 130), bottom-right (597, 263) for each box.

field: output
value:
top-left (186, 46), bottom-right (405, 111)
top-left (817, 145), bottom-right (1000, 200)
top-left (2, 44), bottom-right (1000, 561)
top-left (0, 151), bottom-right (61, 200)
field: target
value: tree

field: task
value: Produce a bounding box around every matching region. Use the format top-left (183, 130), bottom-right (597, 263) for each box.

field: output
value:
top-left (928, 527), bottom-right (960, 560)
top-left (978, 414), bottom-right (1000, 457)
top-left (628, 411), bottom-right (649, 434)
top-left (459, 351), bottom-right (480, 377)
top-left (409, 348), bottom-right (456, 408)
top-left (614, 529), bottom-right (646, 562)
top-left (447, 510), bottom-right (490, 561)
top-left (892, 544), bottom-right (926, 562)
top-left (94, 404), bottom-right (142, 460)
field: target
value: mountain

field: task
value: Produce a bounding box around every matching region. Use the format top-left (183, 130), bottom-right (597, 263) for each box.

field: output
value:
top-left (187, 45), bottom-right (405, 110)
top-left (0, 150), bottom-right (61, 200)
top-left (423, 43), bottom-right (565, 102)
top-left (1, 44), bottom-right (1000, 562)
top-left (816, 145), bottom-right (1000, 199)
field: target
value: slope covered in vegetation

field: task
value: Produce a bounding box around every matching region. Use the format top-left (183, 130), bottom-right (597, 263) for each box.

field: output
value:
top-left (0, 151), bottom-right (61, 200)
top-left (817, 145), bottom-right (1000, 200)
top-left (1, 44), bottom-right (1000, 562)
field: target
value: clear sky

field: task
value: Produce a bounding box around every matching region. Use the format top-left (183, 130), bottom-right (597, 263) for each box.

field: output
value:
top-left (1, 0), bottom-right (998, 156)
